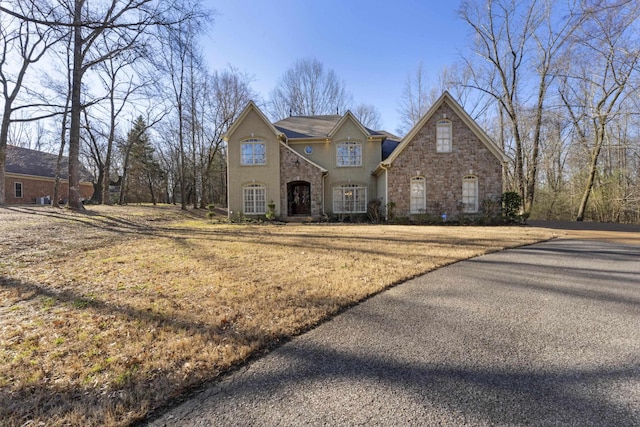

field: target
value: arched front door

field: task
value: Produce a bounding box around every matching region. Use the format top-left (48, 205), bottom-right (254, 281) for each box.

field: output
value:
top-left (287, 181), bottom-right (311, 216)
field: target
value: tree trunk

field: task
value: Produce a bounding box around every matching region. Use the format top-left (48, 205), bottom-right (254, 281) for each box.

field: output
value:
top-left (53, 103), bottom-right (71, 208)
top-left (178, 104), bottom-right (187, 210)
top-left (576, 127), bottom-right (605, 221)
top-left (67, 0), bottom-right (84, 211)
top-left (101, 152), bottom-right (112, 204)
top-left (525, 74), bottom-right (548, 213)
top-left (199, 173), bottom-right (208, 209)
top-left (147, 171), bottom-right (156, 205)
top-left (102, 96), bottom-right (116, 205)
top-left (90, 169), bottom-right (104, 204)
top-left (118, 145), bottom-right (132, 205)
top-left (0, 111), bottom-right (9, 205)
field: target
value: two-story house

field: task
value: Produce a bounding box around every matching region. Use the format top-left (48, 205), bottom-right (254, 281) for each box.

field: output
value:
top-left (224, 91), bottom-right (507, 221)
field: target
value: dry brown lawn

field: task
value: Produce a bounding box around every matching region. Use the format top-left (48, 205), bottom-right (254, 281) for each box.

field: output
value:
top-left (0, 205), bottom-right (558, 426)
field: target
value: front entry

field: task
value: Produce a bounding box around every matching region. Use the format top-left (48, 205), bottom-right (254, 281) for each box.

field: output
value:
top-left (287, 181), bottom-right (311, 216)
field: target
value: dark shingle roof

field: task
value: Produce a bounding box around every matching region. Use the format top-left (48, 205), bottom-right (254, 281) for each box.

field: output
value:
top-left (5, 145), bottom-right (93, 182)
top-left (274, 115), bottom-right (398, 161)
top-left (274, 115), bottom-right (343, 138)
top-left (379, 131), bottom-right (402, 160)
top-left (274, 114), bottom-right (385, 138)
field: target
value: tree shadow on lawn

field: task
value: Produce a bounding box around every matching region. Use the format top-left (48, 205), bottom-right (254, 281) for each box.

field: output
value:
top-left (1, 206), bottom-right (556, 260)
top-left (141, 238), bottom-right (640, 426)
top-left (2, 206), bottom-right (173, 236)
top-left (0, 271), bottom-right (366, 426)
top-left (0, 274), bottom-right (265, 425)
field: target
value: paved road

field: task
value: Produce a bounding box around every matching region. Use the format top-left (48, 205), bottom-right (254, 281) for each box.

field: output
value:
top-left (148, 239), bottom-right (640, 426)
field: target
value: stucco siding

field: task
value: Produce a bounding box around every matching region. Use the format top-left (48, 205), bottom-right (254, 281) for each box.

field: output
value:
top-left (227, 109), bottom-right (281, 216)
top-left (226, 95), bottom-right (504, 222)
top-left (285, 117), bottom-right (382, 217)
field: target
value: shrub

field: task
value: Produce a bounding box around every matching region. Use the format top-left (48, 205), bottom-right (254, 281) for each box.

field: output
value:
top-left (206, 204), bottom-right (216, 221)
top-left (265, 200), bottom-right (276, 221)
top-left (367, 198), bottom-right (383, 223)
top-left (386, 201), bottom-right (396, 222)
top-left (482, 198), bottom-right (500, 217)
top-left (502, 191), bottom-right (522, 219)
top-left (391, 216), bottom-right (410, 225)
top-left (411, 213), bottom-right (440, 225)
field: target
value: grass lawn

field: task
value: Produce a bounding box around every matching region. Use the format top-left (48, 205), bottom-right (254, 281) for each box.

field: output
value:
top-left (0, 205), bottom-right (558, 426)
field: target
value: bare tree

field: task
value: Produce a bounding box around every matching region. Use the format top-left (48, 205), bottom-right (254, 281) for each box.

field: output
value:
top-left (557, 0), bottom-right (640, 221)
top-left (198, 66), bottom-right (256, 208)
top-left (459, 0), bottom-right (583, 213)
top-left (396, 61), bottom-right (436, 135)
top-left (156, 16), bottom-right (201, 210)
top-left (51, 31), bottom-right (73, 207)
top-left (0, 0), bottom-right (204, 210)
top-left (352, 103), bottom-right (382, 130)
top-left (532, 109), bottom-right (572, 219)
top-left (268, 58), bottom-right (351, 120)
top-left (95, 39), bottom-right (148, 205)
top-left (0, 0), bottom-right (62, 205)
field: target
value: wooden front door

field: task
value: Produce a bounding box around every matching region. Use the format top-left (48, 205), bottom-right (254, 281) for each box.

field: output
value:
top-left (287, 181), bottom-right (311, 216)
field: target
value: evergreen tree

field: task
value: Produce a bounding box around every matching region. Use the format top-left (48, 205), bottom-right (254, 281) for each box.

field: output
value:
top-left (119, 116), bottom-right (164, 204)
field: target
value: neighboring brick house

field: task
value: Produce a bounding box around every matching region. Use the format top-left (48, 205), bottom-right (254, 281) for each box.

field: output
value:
top-left (225, 91), bottom-right (506, 221)
top-left (4, 145), bottom-right (94, 205)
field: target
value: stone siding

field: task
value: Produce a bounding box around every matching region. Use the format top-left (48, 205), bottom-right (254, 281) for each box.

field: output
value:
top-left (387, 102), bottom-right (503, 218)
top-left (279, 145), bottom-right (324, 219)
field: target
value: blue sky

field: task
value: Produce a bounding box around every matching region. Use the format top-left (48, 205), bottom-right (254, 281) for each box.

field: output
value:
top-left (203, 0), bottom-right (469, 133)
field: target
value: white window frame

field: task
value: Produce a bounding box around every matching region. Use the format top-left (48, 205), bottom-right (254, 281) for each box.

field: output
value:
top-left (243, 184), bottom-right (266, 214)
top-left (410, 176), bottom-right (426, 214)
top-left (333, 184), bottom-right (367, 213)
top-left (462, 175), bottom-right (478, 213)
top-left (336, 141), bottom-right (362, 167)
top-left (14, 182), bottom-right (23, 198)
top-left (241, 139), bottom-right (266, 165)
top-left (436, 120), bottom-right (452, 153)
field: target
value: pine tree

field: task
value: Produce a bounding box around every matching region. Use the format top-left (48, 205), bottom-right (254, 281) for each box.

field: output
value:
top-left (119, 116), bottom-right (164, 204)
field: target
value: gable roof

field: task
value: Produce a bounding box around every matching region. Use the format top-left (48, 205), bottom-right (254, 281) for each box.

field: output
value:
top-left (274, 115), bottom-right (342, 139)
top-left (274, 112), bottom-right (383, 139)
top-left (327, 111), bottom-right (379, 138)
top-left (224, 101), bottom-right (283, 140)
top-left (384, 91), bottom-right (509, 165)
top-left (6, 145), bottom-right (93, 182)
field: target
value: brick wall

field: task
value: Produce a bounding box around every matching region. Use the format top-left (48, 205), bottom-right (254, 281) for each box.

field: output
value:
top-left (279, 145), bottom-right (324, 219)
top-left (5, 175), bottom-right (94, 205)
top-left (388, 102), bottom-right (503, 218)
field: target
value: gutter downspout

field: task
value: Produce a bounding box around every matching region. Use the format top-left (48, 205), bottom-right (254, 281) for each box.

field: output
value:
top-left (321, 171), bottom-right (328, 218)
top-left (380, 163), bottom-right (390, 220)
top-left (225, 138), bottom-right (230, 220)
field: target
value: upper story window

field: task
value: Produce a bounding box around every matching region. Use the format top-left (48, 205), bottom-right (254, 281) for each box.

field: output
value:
top-left (436, 120), bottom-right (452, 153)
top-left (410, 176), bottom-right (426, 214)
top-left (336, 141), bottom-right (362, 167)
top-left (462, 175), bottom-right (478, 213)
top-left (14, 182), bottom-right (23, 198)
top-left (241, 138), bottom-right (266, 165)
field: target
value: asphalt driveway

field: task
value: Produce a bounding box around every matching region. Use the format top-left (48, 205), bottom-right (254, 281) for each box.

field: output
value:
top-left (148, 237), bottom-right (640, 426)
